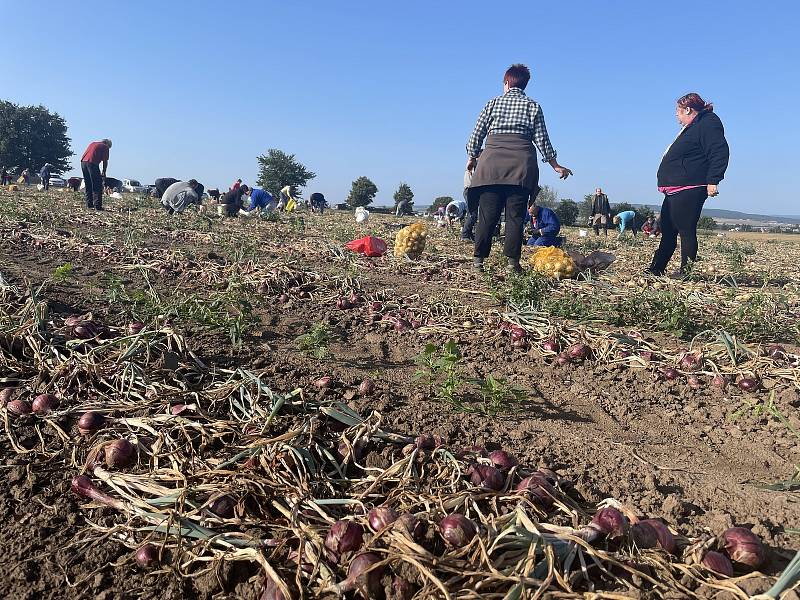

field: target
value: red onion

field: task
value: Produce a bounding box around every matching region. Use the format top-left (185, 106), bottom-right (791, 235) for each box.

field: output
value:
top-left (536, 467), bottom-right (559, 485)
top-left (32, 393), bottom-right (59, 415)
top-left (515, 475), bottom-right (554, 507)
top-left (588, 507), bottom-right (628, 539)
top-left (277, 294), bottom-right (289, 304)
top-left (7, 398), bottom-right (32, 416)
top-left (64, 314), bottom-right (83, 327)
top-left (687, 375), bottom-right (702, 390)
top-left (394, 513), bottom-right (425, 543)
top-left (358, 378), bottom-right (375, 397)
top-left (394, 318), bottom-right (410, 332)
top-left (722, 527), bottom-right (766, 568)
top-left (414, 433), bottom-right (438, 451)
top-left (208, 495), bottom-right (236, 518)
top-left (712, 374), bottom-right (729, 389)
top-left (542, 338), bottom-right (559, 353)
top-left (458, 444), bottom-right (487, 458)
top-left (467, 463), bottom-right (504, 491)
top-left (72, 321), bottom-right (101, 339)
top-left (348, 292), bottom-right (360, 305)
top-left (127, 321), bottom-right (145, 335)
top-left (488, 449), bottom-right (518, 471)
top-left (368, 301), bottom-right (383, 312)
top-left (439, 514), bottom-right (477, 548)
top-left (510, 327), bottom-right (527, 341)
top-left (105, 439), bottom-right (135, 469)
top-left (511, 338), bottom-right (527, 349)
top-left (325, 520), bottom-right (364, 556)
top-left (662, 367), bottom-right (680, 381)
top-left (766, 344), bottom-right (786, 359)
top-left (135, 543), bottom-right (160, 568)
top-left (260, 577), bottom-right (289, 600)
top-left (0, 387), bottom-right (15, 405)
top-left (339, 552), bottom-right (385, 597)
top-left (556, 352), bottom-right (571, 366)
top-left (630, 521), bottom-right (659, 549)
top-left (336, 298), bottom-right (352, 310)
top-left (617, 349), bottom-right (631, 359)
top-left (71, 475), bottom-right (126, 511)
top-left (639, 519), bottom-right (676, 554)
top-left (679, 352), bottom-right (702, 372)
top-left (640, 350), bottom-right (653, 362)
top-left (737, 377), bottom-right (759, 392)
top-left (78, 411), bottom-right (105, 435)
top-left (391, 576), bottom-right (416, 600)
top-left (702, 550), bottom-right (734, 577)
top-left (567, 343), bottom-right (590, 361)
top-left (367, 507), bottom-right (398, 532)
top-left (314, 376), bottom-right (332, 390)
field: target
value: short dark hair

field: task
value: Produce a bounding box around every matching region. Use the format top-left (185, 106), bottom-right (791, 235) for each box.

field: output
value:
top-left (240, 185), bottom-right (250, 194)
top-left (187, 179), bottom-right (198, 187)
top-left (504, 64), bottom-right (531, 90)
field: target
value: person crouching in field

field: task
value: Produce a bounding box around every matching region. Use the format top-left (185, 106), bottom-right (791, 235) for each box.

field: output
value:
top-left (525, 199), bottom-right (561, 247)
top-left (222, 184), bottom-right (249, 217)
top-left (613, 210), bottom-right (637, 238)
top-left (161, 179), bottom-right (203, 215)
top-left (642, 216), bottom-right (661, 237)
top-left (240, 188), bottom-right (277, 216)
top-left (310, 192), bottom-right (327, 214)
top-left (647, 92), bottom-right (729, 277)
top-left (466, 63), bottom-right (572, 273)
top-left (67, 177), bottom-right (81, 192)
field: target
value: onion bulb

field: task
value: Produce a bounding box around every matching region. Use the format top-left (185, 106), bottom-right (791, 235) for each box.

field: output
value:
top-left (639, 519), bottom-right (676, 554)
top-left (0, 387), bottom-right (15, 405)
top-left (679, 352), bottom-right (703, 372)
top-left (588, 507), bottom-right (628, 539)
top-left (105, 439), bottom-right (135, 469)
top-left (208, 495), bottom-right (236, 518)
top-left (358, 378), bottom-right (375, 397)
top-left (439, 513), bottom-right (477, 548)
top-left (391, 576), bottom-right (416, 600)
top-left (702, 550), bottom-right (734, 577)
top-left (71, 475), bottom-right (126, 511)
top-left (467, 463), bottom-right (504, 491)
top-left (488, 449), bottom-right (518, 472)
top-left (127, 321), bottom-right (145, 335)
top-left (662, 367), bottom-right (680, 381)
top-left (394, 513), bottom-right (425, 543)
top-left (510, 327), bottom-right (527, 342)
top-left (78, 411), bottom-right (105, 435)
top-left (542, 338), bottom-right (559, 353)
top-left (313, 376), bottom-right (332, 390)
top-left (7, 398), bottom-right (32, 416)
top-left (135, 543), bottom-right (160, 568)
top-left (367, 507), bottom-right (398, 532)
top-left (737, 377), bottom-right (759, 392)
top-left (324, 520), bottom-right (364, 556)
top-left (712, 374), bottom-right (729, 389)
top-left (341, 552), bottom-right (385, 598)
top-left (721, 527), bottom-right (766, 568)
top-left (32, 393), bottom-right (59, 415)
top-left (567, 343), bottom-right (590, 361)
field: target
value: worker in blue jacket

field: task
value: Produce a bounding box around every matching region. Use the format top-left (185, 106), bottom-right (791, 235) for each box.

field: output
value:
top-left (525, 200), bottom-right (561, 246)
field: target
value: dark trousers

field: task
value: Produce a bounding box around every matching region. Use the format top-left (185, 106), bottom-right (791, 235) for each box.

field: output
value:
top-left (461, 209), bottom-right (477, 239)
top-left (81, 161), bottom-right (103, 208)
top-left (42, 177), bottom-right (50, 191)
top-left (473, 185), bottom-right (528, 260)
top-left (648, 187), bottom-right (708, 274)
top-left (593, 216), bottom-right (608, 236)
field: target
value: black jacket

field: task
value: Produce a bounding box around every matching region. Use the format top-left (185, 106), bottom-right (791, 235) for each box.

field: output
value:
top-left (657, 110), bottom-right (729, 186)
top-left (590, 193), bottom-right (610, 216)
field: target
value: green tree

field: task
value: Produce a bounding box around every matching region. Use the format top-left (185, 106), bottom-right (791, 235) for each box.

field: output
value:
top-left (579, 194), bottom-right (595, 222)
top-left (697, 216), bottom-right (717, 230)
top-left (255, 149), bottom-right (315, 197)
top-left (430, 196), bottom-right (453, 211)
top-left (554, 199), bottom-right (579, 226)
top-left (534, 184), bottom-right (558, 209)
top-left (346, 176), bottom-right (378, 207)
top-left (0, 100), bottom-right (72, 173)
top-left (393, 182), bottom-right (414, 208)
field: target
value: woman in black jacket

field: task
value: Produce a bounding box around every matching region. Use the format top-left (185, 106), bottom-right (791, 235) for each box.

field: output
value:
top-left (647, 93), bottom-right (729, 276)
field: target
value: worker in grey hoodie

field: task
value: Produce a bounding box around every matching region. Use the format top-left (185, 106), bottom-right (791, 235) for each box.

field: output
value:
top-left (161, 179), bottom-right (203, 215)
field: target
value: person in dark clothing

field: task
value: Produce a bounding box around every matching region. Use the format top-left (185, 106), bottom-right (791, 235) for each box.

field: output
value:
top-left (39, 164), bottom-right (52, 190)
top-left (67, 177), bottom-right (81, 192)
top-left (153, 178), bottom-right (180, 199)
top-left (590, 187), bottom-right (611, 236)
top-left (222, 185), bottom-right (249, 216)
top-left (1, 167), bottom-right (10, 185)
top-left (309, 192), bottom-right (327, 214)
top-left (80, 138), bottom-right (111, 210)
top-left (647, 93), bottom-right (729, 276)
top-left (466, 64), bottom-right (572, 272)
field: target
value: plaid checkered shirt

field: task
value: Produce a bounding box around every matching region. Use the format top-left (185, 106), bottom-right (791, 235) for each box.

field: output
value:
top-left (466, 88), bottom-right (556, 162)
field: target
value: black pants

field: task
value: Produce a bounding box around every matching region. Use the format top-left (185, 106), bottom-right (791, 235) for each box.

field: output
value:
top-left (461, 209), bottom-right (477, 239)
top-left (473, 185), bottom-right (528, 260)
top-left (593, 217), bottom-right (608, 236)
top-left (81, 161), bottom-right (103, 209)
top-left (42, 177), bottom-right (50, 190)
top-left (648, 187), bottom-right (708, 274)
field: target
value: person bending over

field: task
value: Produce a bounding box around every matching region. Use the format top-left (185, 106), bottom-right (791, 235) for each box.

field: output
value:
top-left (161, 179), bottom-right (203, 215)
top-left (80, 138), bottom-right (112, 210)
top-left (241, 188), bottom-right (277, 216)
top-left (613, 210), bottom-right (637, 238)
top-left (222, 185), bottom-right (250, 217)
top-left (525, 200), bottom-right (561, 247)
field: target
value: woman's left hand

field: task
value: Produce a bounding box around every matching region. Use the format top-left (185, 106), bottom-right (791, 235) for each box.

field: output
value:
top-left (707, 184), bottom-right (719, 197)
top-left (466, 157), bottom-right (477, 173)
top-left (554, 164), bottom-right (573, 179)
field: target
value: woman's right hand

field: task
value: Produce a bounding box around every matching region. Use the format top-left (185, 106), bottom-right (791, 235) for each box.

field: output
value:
top-left (466, 157), bottom-right (477, 173)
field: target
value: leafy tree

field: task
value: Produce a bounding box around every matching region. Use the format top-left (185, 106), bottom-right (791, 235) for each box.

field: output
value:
top-left (534, 184), bottom-right (558, 209)
top-left (430, 196), bottom-right (453, 211)
top-left (554, 199), bottom-right (579, 226)
top-left (255, 148), bottom-right (315, 197)
top-left (0, 100), bottom-right (72, 173)
top-left (346, 176), bottom-right (378, 207)
top-left (393, 182), bottom-right (414, 208)
top-left (697, 216), bottom-right (717, 230)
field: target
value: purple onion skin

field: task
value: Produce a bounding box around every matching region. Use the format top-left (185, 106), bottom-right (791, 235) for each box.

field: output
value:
top-left (367, 507), bottom-right (399, 532)
top-left (662, 367), bottom-right (680, 381)
top-left (639, 519), bottom-right (676, 554)
top-left (343, 552), bottom-right (385, 597)
top-left (630, 521), bottom-right (659, 549)
top-left (209, 495), bottom-right (236, 518)
top-left (135, 543), bottom-right (160, 568)
top-left (439, 514), bottom-right (477, 548)
top-left (78, 411), bottom-right (105, 435)
top-left (7, 399), bottom-right (32, 416)
top-left (567, 343), bottom-right (590, 361)
top-left (105, 439), bottom-right (135, 469)
top-left (589, 507), bottom-right (628, 539)
top-left (467, 464), bottom-right (504, 491)
top-left (395, 513), bottom-right (425, 543)
top-left (358, 378), bottom-right (375, 397)
top-left (488, 450), bottom-right (518, 471)
top-left (391, 576), bottom-right (416, 600)
top-left (703, 550), bottom-right (734, 577)
top-left (414, 433), bottom-right (438, 451)
top-left (722, 527), bottom-right (766, 568)
top-left (0, 387), bottom-right (15, 405)
top-left (737, 378), bottom-right (759, 392)
top-left (325, 520), bottom-right (364, 556)
top-left (515, 474), bottom-right (555, 507)
top-left (32, 393), bottom-right (59, 415)
top-left (261, 578), bottom-right (289, 600)
top-left (542, 339), bottom-right (559, 353)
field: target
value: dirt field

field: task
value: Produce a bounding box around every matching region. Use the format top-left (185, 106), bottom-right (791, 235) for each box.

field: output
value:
top-left (1, 187), bottom-right (798, 599)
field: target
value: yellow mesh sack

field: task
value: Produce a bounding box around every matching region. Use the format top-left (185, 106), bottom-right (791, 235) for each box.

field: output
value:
top-left (528, 246), bottom-right (576, 279)
top-left (393, 222), bottom-right (428, 259)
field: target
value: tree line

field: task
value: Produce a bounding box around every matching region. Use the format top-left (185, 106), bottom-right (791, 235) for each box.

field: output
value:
top-left (0, 101), bottom-right (72, 173)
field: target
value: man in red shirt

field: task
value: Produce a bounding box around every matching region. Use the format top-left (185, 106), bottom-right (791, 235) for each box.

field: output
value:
top-left (80, 138), bottom-right (112, 210)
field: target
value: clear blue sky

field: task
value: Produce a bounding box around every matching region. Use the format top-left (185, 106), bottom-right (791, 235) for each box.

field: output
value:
top-left (2, 0), bottom-right (798, 214)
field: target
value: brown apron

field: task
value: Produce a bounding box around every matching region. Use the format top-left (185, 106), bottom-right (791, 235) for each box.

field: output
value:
top-left (469, 134), bottom-right (540, 198)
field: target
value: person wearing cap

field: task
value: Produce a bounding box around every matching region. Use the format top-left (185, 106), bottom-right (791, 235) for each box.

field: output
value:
top-left (525, 199), bottom-right (561, 247)
top-left (39, 164), bottom-right (52, 190)
top-left (80, 138), bottom-right (112, 210)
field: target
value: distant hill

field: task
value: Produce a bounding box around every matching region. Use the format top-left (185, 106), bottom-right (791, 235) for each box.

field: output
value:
top-left (632, 204), bottom-right (800, 225)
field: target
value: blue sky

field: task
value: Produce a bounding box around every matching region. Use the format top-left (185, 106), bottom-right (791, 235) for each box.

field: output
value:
top-left (2, 0), bottom-right (798, 214)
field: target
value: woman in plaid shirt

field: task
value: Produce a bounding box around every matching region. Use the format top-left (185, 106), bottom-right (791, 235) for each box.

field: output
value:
top-left (466, 64), bottom-right (572, 272)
